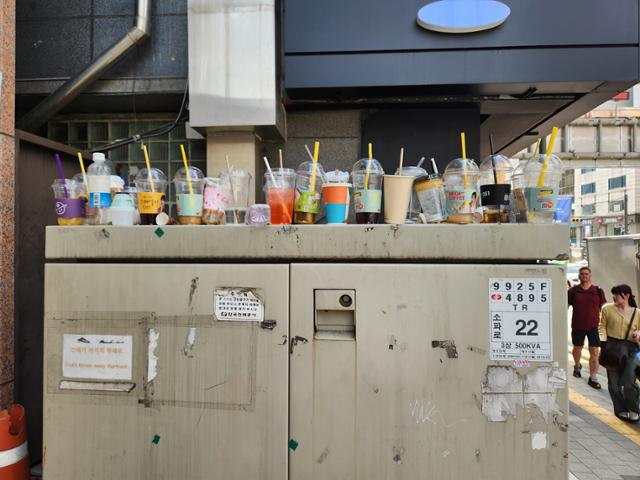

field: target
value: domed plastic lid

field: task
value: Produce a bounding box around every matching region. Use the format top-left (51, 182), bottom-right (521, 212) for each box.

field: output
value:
top-left (479, 154), bottom-right (513, 173)
top-left (444, 157), bottom-right (479, 174)
top-left (526, 153), bottom-right (564, 171)
top-left (296, 161), bottom-right (326, 179)
top-left (325, 169), bottom-right (350, 183)
top-left (395, 166), bottom-right (428, 177)
top-left (174, 166), bottom-right (205, 183)
top-left (134, 168), bottom-right (167, 184)
top-left (352, 158), bottom-right (384, 175)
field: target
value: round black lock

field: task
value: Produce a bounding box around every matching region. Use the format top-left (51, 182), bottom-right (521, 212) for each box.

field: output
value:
top-left (339, 294), bottom-right (353, 307)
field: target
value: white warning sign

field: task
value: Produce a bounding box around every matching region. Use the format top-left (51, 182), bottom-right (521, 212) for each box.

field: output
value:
top-left (489, 278), bottom-right (552, 362)
top-left (62, 334), bottom-right (133, 380)
top-left (214, 288), bottom-right (264, 322)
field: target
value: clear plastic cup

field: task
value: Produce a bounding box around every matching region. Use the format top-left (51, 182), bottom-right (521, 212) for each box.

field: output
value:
top-left (246, 204), bottom-right (271, 225)
top-left (203, 177), bottom-right (231, 225)
top-left (173, 166), bottom-right (205, 225)
top-left (395, 166), bottom-right (428, 223)
top-left (414, 174), bottom-right (446, 223)
top-left (520, 154), bottom-right (564, 223)
top-left (443, 158), bottom-right (480, 224)
top-left (134, 168), bottom-right (168, 225)
top-left (220, 170), bottom-right (252, 224)
top-left (479, 154), bottom-right (514, 223)
top-left (294, 161), bottom-right (326, 224)
top-left (352, 158), bottom-right (384, 224)
top-left (264, 168), bottom-right (295, 225)
top-left (51, 179), bottom-right (85, 226)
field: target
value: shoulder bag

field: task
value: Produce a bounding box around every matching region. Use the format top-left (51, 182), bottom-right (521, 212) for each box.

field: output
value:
top-left (599, 308), bottom-right (636, 371)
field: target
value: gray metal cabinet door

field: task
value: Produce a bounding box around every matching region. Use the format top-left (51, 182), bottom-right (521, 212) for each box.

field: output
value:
top-left (44, 263), bottom-right (289, 480)
top-left (289, 263), bottom-right (567, 480)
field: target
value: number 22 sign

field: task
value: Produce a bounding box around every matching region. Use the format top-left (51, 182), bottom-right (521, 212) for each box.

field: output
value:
top-left (489, 278), bottom-right (552, 362)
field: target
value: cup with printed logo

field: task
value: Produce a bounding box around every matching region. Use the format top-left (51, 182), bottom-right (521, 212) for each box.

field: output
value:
top-left (293, 160), bottom-right (326, 224)
top-left (51, 179), bottom-right (85, 226)
top-left (202, 177), bottom-right (231, 225)
top-left (479, 154), bottom-right (513, 223)
top-left (520, 154), bottom-right (564, 223)
top-left (264, 168), bottom-right (295, 225)
top-left (173, 166), bottom-right (205, 225)
top-left (134, 168), bottom-right (167, 225)
top-left (352, 158), bottom-right (384, 224)
top-left (442, 157), bottom-right (480, 224)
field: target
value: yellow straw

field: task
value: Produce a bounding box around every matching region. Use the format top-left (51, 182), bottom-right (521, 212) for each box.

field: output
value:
top-left (76, 152), bottom-right (90, 197)
top-left (309, 141), bottom-right (320, 192)
top-left (364, 142), bottom-right (373, 189)
top-left (142, 144), bottom-right (155, 192)
top-left (461, 132), bottom-right (468, 188)
top-left (179, 144), bottom-right (194, 196)
top-left (537, 127), bottom-right (559, 188)
top-left (533, 138), bottom-right (541, 159)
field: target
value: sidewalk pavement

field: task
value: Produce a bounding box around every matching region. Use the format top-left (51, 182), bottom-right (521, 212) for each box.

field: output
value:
top-left (568, 352), bottom-right (640, 480)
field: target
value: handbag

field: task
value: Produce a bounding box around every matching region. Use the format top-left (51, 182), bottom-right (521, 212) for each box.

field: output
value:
top-left (599, 308), bottom-right (636, 370)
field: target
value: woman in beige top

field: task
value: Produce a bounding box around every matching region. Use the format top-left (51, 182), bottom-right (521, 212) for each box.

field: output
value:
top-left (599, 284), bottom-right (640, 422)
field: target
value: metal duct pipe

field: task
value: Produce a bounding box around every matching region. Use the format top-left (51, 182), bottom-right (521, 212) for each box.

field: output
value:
top-left (17, 0), bottom-right (152, 132)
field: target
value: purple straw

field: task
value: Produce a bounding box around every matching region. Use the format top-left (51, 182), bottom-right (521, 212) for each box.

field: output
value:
top-left (55, 153), bottom-right (68, 198)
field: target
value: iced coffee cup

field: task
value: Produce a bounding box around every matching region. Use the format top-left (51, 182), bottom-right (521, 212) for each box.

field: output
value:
top-left (443, 157), bottom-right (480, 224)
top-left (174, 166), bottom-right (205, 225)
top-left (264, 168), bottom-right (295, 225)
top-left (134, 168), bottom-right (167, 225)
top-left (352, 158), bottom-right (384, 224)
top-left (479, 154), bottom-right (513, 223)
top-left (294, 160), bottom-right (326, 224)
top-left (51, 179), bottom-right (85, 226)
top-left (383, 175), bottom-right (414, 224)
top-left (415, 174), bottom-right (446, 223)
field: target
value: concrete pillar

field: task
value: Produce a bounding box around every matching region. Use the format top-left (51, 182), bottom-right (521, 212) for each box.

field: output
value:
top-left (0, 0), bottom-right (15, 409)
top-left (206, 129), bottom-right (260, 205)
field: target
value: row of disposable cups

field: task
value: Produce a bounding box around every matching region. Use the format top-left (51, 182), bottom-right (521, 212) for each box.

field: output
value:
top-left (262, 166), bottom-right (423, 225)
top-left (51, 166), bottom-right (252, 226)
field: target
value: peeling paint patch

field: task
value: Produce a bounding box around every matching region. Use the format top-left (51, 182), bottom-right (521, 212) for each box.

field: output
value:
top-left (531, 432), bottom-right (547, 450)
top-left (432, 340), bottom-right (458, 358)
top-left (183, 327), bottom-right (196, 356)
top-left (481, 366), bottom-right (566, 422)
top-left (147, 329), bottom-right (159, 382)
top-left (392, 446), bottom-right (404, 464)
top-left (467, 345), bottom-right (486, 355)
top-left (188, 277), bottom-right (200, 309)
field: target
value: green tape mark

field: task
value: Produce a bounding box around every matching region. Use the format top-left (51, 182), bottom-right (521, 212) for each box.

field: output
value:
top-left (154, 228), bottom-right (165, 238)
top-left (289, 439), bottom-right (299, 451)
top-left (152, 434), bottom-right (160, 445)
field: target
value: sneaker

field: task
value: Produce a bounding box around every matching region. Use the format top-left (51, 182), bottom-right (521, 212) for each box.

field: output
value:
top-left (573, 365), bottom-right (582, 378)
top-left (629, 412), bottom-right (640, 422)
top-left (587, 378), bottom-right (601, 389)
top-left (617, 412), bottom-right (630, 421)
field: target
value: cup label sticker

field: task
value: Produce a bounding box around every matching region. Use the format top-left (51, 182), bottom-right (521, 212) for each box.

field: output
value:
top-left (354, 189), bottom-right (382, 213)
top-left (55, 198), bottom-right (85, 218)
top-left (89, 192), bottom-right (111, 208)
top-left (524, 187), bottom-right (558, 212)
top-left (138, 192), bottom-right (165, 214)
top-left (480, 184), bottom-right (511, 207)
top-left (295, 190), bottom-right (321, 214)
top-left (176, 194), bottom-right (203, 217)
top-left (444, 188), bottom-right (478, 215)
top-left (204, 186), bottom-right (230, 210)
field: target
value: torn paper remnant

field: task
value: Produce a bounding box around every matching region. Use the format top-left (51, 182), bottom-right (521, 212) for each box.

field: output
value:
top-left (148, 329), bottom-right (159, 382)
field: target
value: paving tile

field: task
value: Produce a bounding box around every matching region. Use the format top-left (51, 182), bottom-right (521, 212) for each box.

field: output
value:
top-left (611, 465), bottom-right (640, 475)
top-left (590, 468), bottom-right (623, 480)
top-left (573, 473), bottom-right (601, 480)
top-left (571, 463), bottom-right (594, 473)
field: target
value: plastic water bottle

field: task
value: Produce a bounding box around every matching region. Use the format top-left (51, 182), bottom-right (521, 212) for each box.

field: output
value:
top-left (87, 152), bottom-right (112, 225)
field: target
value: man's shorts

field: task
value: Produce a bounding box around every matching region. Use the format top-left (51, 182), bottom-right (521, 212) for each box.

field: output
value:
top-left (571, 328), bottom-right (601, 348)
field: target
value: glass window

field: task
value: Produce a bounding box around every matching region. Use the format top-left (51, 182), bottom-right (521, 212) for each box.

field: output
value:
top-left (581, 183), bottom-right (596, 195)
top-left (580, 168), bottom-right (595, 174)
top-left (609, 200), bottom-right (625, 212)
top-left (608, 176), bottom-right (626, 190)
top-left (582, 204), bottom-right (596, 215)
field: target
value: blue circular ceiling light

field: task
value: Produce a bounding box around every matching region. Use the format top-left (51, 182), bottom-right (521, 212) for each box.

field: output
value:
top-left (417, 0), bottom-right (511, 33)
